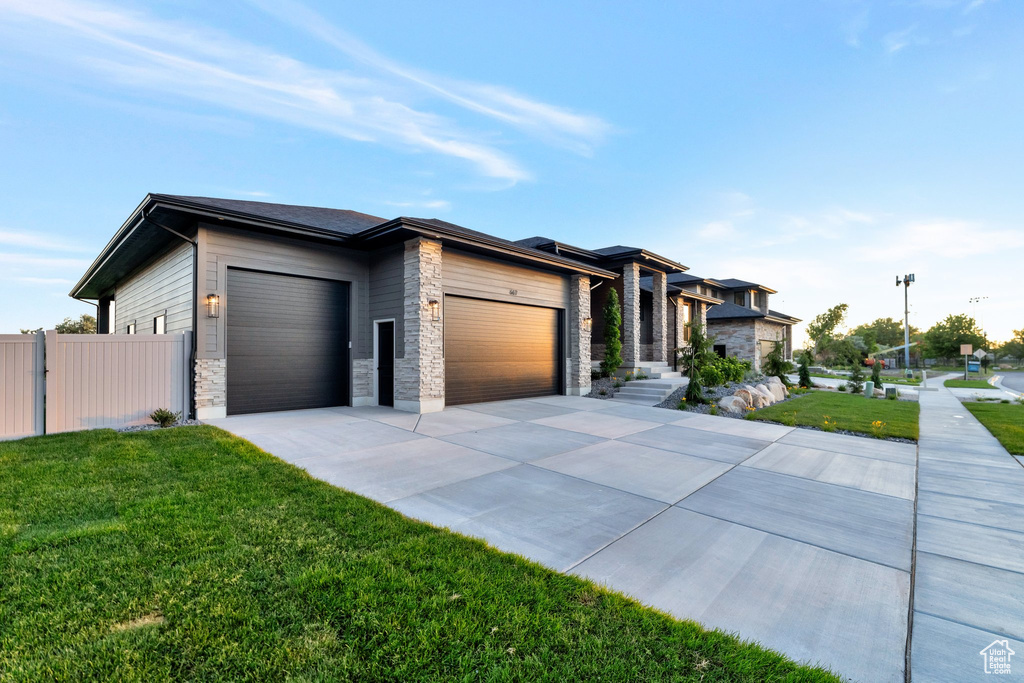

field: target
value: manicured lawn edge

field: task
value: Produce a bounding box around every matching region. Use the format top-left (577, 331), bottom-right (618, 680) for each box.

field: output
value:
top-left (944, 379), bottom-right (993, 389)
top-left (0, 427), bottom-right (840, 682)
top-left (965, 402), bottom-right (1024, 455)
top-left (746, 390), bottom-right (919, 440)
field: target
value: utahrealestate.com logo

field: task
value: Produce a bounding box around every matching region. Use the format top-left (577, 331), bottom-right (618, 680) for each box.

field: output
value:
top-left (980, 640), bottom-right (1015, 675)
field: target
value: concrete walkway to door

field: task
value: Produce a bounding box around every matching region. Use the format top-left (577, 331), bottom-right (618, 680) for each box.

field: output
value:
top-left (208, 396), bottom-right (916, 682)
top-left (910, 378), bottom-right (1024, 682)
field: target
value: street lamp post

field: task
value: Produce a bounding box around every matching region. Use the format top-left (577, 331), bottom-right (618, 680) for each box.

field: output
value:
top-left (896, 274), bottom-right (915, 377)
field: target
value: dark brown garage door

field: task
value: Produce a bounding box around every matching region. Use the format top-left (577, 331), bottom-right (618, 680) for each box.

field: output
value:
top-left (444, 296), bottom-right (561, 405)
top-left (226, 269), bottom-right (349, 415)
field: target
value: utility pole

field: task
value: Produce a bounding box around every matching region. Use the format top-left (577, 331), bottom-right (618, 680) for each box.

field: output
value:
top-left (897, 274), bottom-right (915, 377)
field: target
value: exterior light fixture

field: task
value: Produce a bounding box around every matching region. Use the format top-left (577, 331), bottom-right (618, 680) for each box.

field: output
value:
top-left (206, 294), bottom-right (220, 318)
top-left (427, 299), bottom-right (441, 321)
top-left (582, 317), bottom-right (593, 332)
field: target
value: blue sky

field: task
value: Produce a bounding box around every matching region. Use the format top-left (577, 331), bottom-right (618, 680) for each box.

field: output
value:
top-left (1, 0), bottom-right (1022, 345)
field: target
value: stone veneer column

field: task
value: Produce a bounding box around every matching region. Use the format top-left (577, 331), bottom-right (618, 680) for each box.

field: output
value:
top-left (568, 275), bottom-right (591, 395)
top-left (621, 263), bottom-right (641, 368)
top-left (674, 298), bottom-right (687, 357)
top-left (394, 237), bottom-right (444, 413)
top-left (195, 358), bottom-right (226, 419)
top-left (652, 271), bottom-right (667, 363)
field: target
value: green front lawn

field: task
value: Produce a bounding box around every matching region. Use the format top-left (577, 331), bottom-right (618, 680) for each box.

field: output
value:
top-left (944, 379), bottom-right (993, 389)
top-left (965, 403), bottom-right (1024, 455)
top-left (0, 427), bottom-right (838, 682)
top-left (748, 390), bottom-right (920, 440)
top-left (808, 372), bottom-right (920, 386)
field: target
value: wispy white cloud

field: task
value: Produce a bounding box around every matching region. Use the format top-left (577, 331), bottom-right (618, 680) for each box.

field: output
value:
top-left (0, 229), bottom-right (93, 252)
top-left (884, 25), bottom-right (923, 53)
top-left (0, 0), bottom-right (608, 183)
top-left (243, 0), bottom-right (612, 157)
top-left (382, 199), bottom-right (452, 212)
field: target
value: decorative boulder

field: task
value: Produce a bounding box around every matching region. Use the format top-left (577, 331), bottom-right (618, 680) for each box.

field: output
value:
top-left (717, 395), bottom-right (748, 414)
top-left (765, 381), bottom-right (786, 402)
top-left (754, 384), bottom-right (775, 405)
top-left (733, 388), bottom-right (754, 408)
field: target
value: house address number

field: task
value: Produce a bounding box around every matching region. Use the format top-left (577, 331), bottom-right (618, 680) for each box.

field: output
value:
top-left (509, 289), bottom-right (518, 295)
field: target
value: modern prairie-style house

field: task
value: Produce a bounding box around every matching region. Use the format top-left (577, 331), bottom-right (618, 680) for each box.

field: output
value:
top-left (71, 194), bottom-right (793, 418)
top-left (670, 275), bottom-right (800, 370)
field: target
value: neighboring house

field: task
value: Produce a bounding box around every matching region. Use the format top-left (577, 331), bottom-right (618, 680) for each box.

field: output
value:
top-left (513, 239), bottom-right (721, 372)
top-left (72, 195), bottom-right (614, 418)
top-left (681, 277), bottom-right (800, 371)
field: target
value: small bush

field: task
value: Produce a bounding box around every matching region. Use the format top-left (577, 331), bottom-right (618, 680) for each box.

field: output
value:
top-left (709, 404), bottom-right (719, 416)
top-left (624, 372), bottom-right (633, 382)
top-left (886, 391), bottom-right (899, 401)
top-left (700, 364), bottom-right (725, 388)
top-left (763, 340), bottom-right (793, 387)
top-left (797, 353), bottom-right (812, 389)
top-left (150, 408), bottom-right (181, 428)
top-left (677, 398), bottom-right (688, 410)
top-left (870, 361), bottom-right (882, 386)
top-left (613, 380), bottom-right (623, 389)
top-left (635, 372), bottom-right (648, 381)
top-left (822, 415), bottom-right (837, 432)
top-left (598, 389), bottom-right (607, 396)
top-left (848, 364), bottom-right (865, 394)
top-left (869, 420), bottom-right (887, 439)
top-left (837, 383), bottom-right (848, 392)
top-left (1001, 399), bottom-right (1010, 404)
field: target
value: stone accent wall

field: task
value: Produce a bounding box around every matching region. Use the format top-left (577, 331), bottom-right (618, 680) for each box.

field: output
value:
top-left (754, 319), bottom-right (788, 370)
top-left (651, 271), bottom-right (667, 363)
top-left (195, 358), bottom-right (226, 418)
top-left (621, 263), bottom-right (641, 367)
top-left (568, 275), bottom-right (591, 395)
top-left (352, 358), bottom-right (374, 404)
top-left (395, 238), bottom-right (444, 413)
top-left (707, 319), bottom-right (757, 368)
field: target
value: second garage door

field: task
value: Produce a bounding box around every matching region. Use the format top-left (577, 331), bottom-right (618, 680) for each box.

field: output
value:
top-left (444, 296), bottom-right (561, 405)
top-left (226, 269), bottom-right (349, 415)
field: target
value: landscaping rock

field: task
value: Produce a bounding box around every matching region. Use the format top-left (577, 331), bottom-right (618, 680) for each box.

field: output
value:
top-left (766, 382), bottom-right (786, 402)
top-left (717, 395), bottom-right (748, 414)
top-left (733, 388), bottom-right (754, 408)
top-left (754, 384), bottom-right (775, 405)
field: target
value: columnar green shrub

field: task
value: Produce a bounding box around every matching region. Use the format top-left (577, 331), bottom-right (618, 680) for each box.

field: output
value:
top-left (600, 288), bottom-right (623, 376)
top-left (849, 363), bottom-right (865, 394)
top-left (871, 360), bottom-right (882, 386)
top-left (797, 352), bottom-right (812, 389)
top-left (682, 322), bottom-right (715, 403)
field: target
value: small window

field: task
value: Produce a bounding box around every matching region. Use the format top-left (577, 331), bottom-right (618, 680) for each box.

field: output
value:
top-left (734, 292), bottom-right (745, 306)
top-left (154, 315), bottom-right (166, 335)
top-left (681, 302), bottom-right (692, 342)
top-left (127, 323), bottom-right (136, 334)
top-left (714, 344), bottom-right (727, 358)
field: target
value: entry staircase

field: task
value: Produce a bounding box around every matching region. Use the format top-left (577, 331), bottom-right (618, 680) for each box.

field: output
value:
top-left (591, 361), bottom-right (689, 405)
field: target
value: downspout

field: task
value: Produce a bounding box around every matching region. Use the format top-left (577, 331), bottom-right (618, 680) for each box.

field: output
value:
top-left (143, 210), bottom-right (199, 419)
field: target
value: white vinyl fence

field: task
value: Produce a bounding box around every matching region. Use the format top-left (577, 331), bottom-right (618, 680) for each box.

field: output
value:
top-left (0, 331), bottom-right (191, 440)
top-left (0, 333), bottom-right (45, 440)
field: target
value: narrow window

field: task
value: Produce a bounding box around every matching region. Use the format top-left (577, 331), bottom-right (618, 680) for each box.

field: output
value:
top-left (734, 292), bottom-right (745, 306)
top-left (127, 323), bottom-right (136, 334)
top-left (154, 314), bottom-right (166, 334)
top-left (681, 302), bottom-right (692, 342)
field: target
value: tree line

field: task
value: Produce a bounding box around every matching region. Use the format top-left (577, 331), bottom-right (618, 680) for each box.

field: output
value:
top-left (805, 303), bottom-right (1021, 366)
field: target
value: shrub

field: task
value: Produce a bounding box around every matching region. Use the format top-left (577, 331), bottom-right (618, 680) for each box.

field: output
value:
top-left (870, 361), bottom-right (882, 386)
top-left (1001, 399), bottom-right (1010, 404)
top-left (837, 383), bottom-right (848, 392)
top-left (600, 288), bottom-right (623, 376)
top-left (677, 398), bottom-right (688, 410)
top-left (848, 363), bottom-right (865, 394)
top-left (150, 408), bottom-right (181, 428)
top-left (822, 415), bottom-right (837, 432)
top-left (708, 355), bottom-right (747, 384)
top-left (635, 372), bottom-right (648, 380)
top-left (708, 404), bottom-right (718, 416)
top-left (886, 391), bottom-right (899, 401)
top-left (762, 340), bottom-right (793, 387)
top-left (613, 380), bottom-right (623, 389)
top-left (797, 352), bottom-right (812, 389)
top-left (681, 322), bottom-right (716, 404)
top-left (870, 420), bottom-right (887, 439)
top-left (700, 364), bottom-right (725, 388)
top-left (598, 389), bottom-right (607, 396)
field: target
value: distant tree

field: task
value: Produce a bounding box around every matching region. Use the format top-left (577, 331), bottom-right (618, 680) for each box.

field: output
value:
top-left (998, 328), bottom-right (1024, 361)
top-left (600, 289), bottom-right (623, 376)
top-left (923, 314), bottom-right (987, 362)
top-left (20, 314), bottom-right (96, 335)
top-left (850, 317), bottom-right (918, 350)
top-left (56, 314), bottom-right (97, 334)
top-left (807, 304), bottom-right (849, 364)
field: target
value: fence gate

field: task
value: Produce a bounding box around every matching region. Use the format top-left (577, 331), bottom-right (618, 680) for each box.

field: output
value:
top-left (0, 332), bottom-right (45, 440)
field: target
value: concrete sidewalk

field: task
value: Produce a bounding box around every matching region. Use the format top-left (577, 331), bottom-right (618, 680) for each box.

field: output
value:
top-left (910, 378), bottom-right (1024, 681)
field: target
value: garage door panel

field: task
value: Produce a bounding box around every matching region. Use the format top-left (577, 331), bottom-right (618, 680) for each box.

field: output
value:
top-left (444, 296), bottom-right (560, 405)
top-left (227, 269), bottom-right (349, 415)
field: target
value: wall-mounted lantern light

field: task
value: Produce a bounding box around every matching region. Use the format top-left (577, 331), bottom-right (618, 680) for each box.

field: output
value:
top-left (206, 294), bottom-right (220, 318)
top-left (582, 316), bottom-right (593, 332)
top-left (427, 299), bottom-right (441, 321)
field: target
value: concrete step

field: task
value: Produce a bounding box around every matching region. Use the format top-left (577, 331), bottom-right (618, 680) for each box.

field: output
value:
top-left (647, 371), bottom-right (682, 379)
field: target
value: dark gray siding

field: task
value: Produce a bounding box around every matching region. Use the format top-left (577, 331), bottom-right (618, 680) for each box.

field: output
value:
top-left (442, 248), bottom-right (569, 308)
top-left (114, 241), bottom-right (193, 334)
top-left (368, 246), bottom-right (405, 359)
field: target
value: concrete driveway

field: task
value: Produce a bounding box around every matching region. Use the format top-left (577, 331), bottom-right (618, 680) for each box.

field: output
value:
top-left (208, 397), bottom-right (916, 682)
